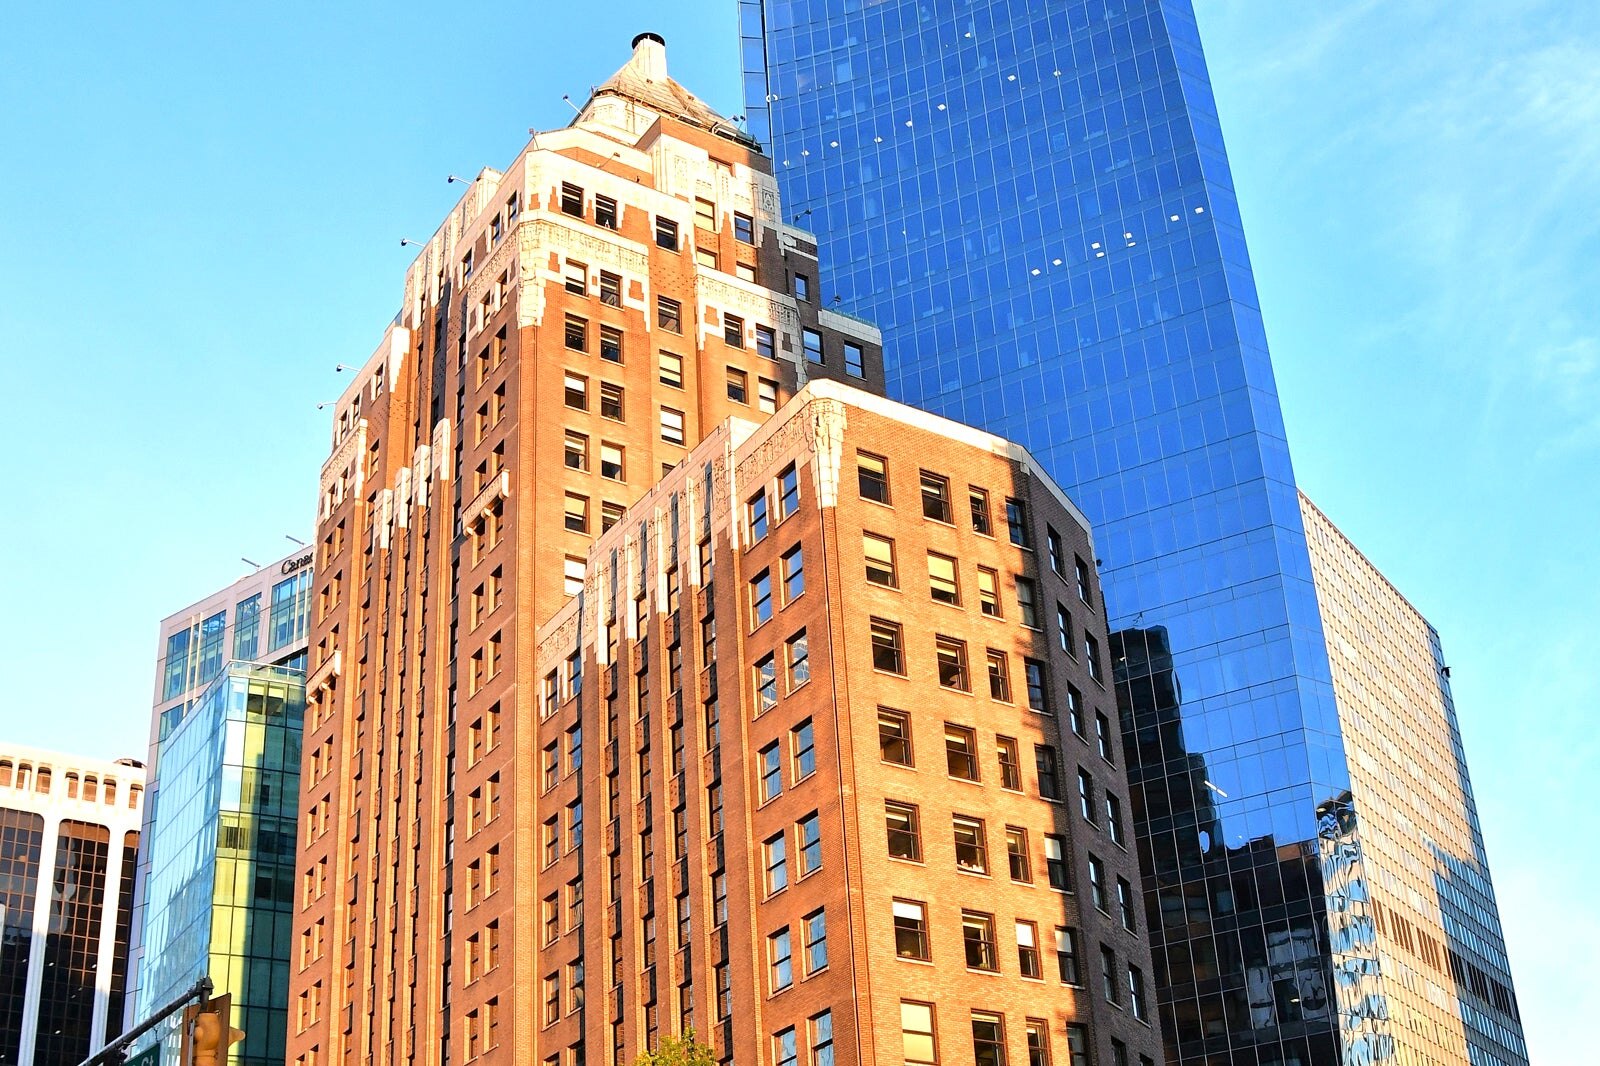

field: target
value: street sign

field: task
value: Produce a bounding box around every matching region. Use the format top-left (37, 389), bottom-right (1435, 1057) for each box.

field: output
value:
top-left (123, 1046), bottom-right (160, 1066)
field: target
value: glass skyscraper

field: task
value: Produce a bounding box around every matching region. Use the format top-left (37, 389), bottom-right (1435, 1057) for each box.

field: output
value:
top-left (133, 662), bottom-right (304, 1066)
top-left (741, 3), bottom-right (1523, 1065)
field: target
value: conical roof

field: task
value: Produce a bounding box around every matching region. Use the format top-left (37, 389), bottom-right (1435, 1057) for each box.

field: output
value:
top-left (583, 33), bottom-right (757, 146)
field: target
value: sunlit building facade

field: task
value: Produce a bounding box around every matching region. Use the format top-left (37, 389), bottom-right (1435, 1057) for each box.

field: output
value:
top-left (0, 745), bottom-right (144, 1066)
top-left (738, 2), bottom-right (1445, 1063)
top-left (1300, 497), bottom-right (1526, 1066)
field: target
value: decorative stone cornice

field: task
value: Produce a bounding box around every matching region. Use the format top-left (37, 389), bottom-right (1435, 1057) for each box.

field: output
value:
top-left (462, 470), bottom-right (510, 528)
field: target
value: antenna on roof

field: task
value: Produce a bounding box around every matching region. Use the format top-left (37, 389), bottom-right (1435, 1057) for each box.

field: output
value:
top-left (562, 94), bottom-right (583, 116)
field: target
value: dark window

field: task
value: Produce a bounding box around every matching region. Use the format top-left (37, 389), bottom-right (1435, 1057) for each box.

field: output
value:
top-left (878, 709), bottom-right (913, 765)
top-left (595, 195), bottom-right (618, 229)
top-left (1036, 746), bottom-right (1061, 800)
top-left (870, 618), bottom-right (904, 674)
top-left (997, 736), bottom-right (1022, 790)
top-left (598, 271), bottom-right (621, 306)
top-left (725, 314), bottom-right (745, 348)
top-left (961, 912), bottom-right (997, 971)
top-left (969, 487), bottom-right (992, 534)
top-left (1095, 712), bottom-right (1115, 763)
top-left (1076, 556), bottom-right (1094, 605)
top-left (920, 472), bottom-right (952, 522)
top-left (564, 315), bottom-right (587, 351)
top-left (755, 325), bottom-right (776, 358)
top-left (1057, 928), bottom-right (1081, 984)
top-left (1048, 526), bottom-right (1066, 575)
top-left (802, 328), bottom-right (823, 363)
top-left (1006, 826), bottom-right (1031, 882)
top-left (794, 273), bottom-right (810, 301)
top-left (858, 452), bottom-right (890, 503)
top-left (1088, 855), bottom-right (1108, 912)
top-left (560, 182), bottom-right (584, 216)
top-left (655, 216), bottom-right (679, 250)
top-left (844, 342), bottom-right (864, 378)
top-left (945, 725), bottom-right (978, 780)
top-left (1024, 659), bottom-right (1049, 712)
top-left (1086, 634), bottom-right (1103, 682)
top-left (987, 650), bottom-right (1011, 702)
top-left (1045, 835), bottom-right (1070, 890)
top-left (953, 816), bottom-right (988, 873)
top-left (972, 1013), bottom-right (1007, 1066)
top-left (600, 383), bottom-right (624, 421)
top-left (886, 802), bottom-right (922, 861)
top-left (734, 212), bottom-right (755, 243)
top-left (599, 326), bottom-right (623, 364)
top-left (726, 368), bottom-right (748, 404)
top-left (893, 901), bottom-right (929, 960)
top-left (657, 296), bottom-right (682, 332)
top-left (1006, 498), bottom-right (1032, 548)
top-left (937, 638), bottom-right (969, 691)
top-left (1116, 877), bottom-right (1137, 931)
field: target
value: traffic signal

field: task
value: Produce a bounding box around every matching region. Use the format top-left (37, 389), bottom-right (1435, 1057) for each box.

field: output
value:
top-left (181, 993), bottom-right (245, 1066)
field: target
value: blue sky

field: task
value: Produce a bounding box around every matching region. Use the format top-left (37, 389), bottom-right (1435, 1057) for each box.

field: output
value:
top-left (0, 1), bottom-right (1590, 1059)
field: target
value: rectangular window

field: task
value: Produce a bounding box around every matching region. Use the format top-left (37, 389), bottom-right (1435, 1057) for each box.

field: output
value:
top-left (657, 295), bottom-right (681, 332)
top-left (723, 313), bottom-right (744, 348)
top-left (564, 430), bottom-right (588, 471)
top-left (755, 325), bottom-right (776, 358)
top-left (972, 1013), bottom-right (1007, 1066)
top-left (560, 182), bottom-right (584, 216)
top-left (759, 742), bottom-right (783, 804)
top-left (769, 928), bottom-right (794, 991)
top-left (600, 325), bottom-right (623, 363)
top-left (1057, 603), bottom-right (1074, 654)
top-left (695, 197), bottom-right (717, 229)
top-left (748, 490), bottom-right (769, 542)
top-left (600, 442), bottom-right (624, 480)
top-left (1017, 577), bottom-right (1039, 628)
top-left (792, 718), bottom-right (816, 779)
top-left (920, 471), bottom-right (952, 522)
top-left (595, 194), bottom-right (618, 229)
top-left (564, 261), bottom-right (587, 295)
top-left (794, 273), bottom-right (811, 301)
top-left (1066, 1026), bottom-right (1090, 1066)
top-left (1016, 921), bottom-right (1042, 979)
top-left (777, 463), bottom-right (800, 518)
top-left (659, 407), bottom-right (685, 446)
top-left (844, 342), bottom-right (864, 377)
top-left (1056, 928), bottom-right (1082, 984)
top-left (1078, 768), bottom-right (1096, 823)
top-left (936, 637), bottom-right (969, 691)
top-left (810, 1011), bottom-right (835, 1066)
top-left (1096, 712), bottom-right (1116, 763)
top-left (1006, 826), bottom-right (1031, 882)
top-left (734, 212), bottom-right (755, 243)
top-left (1088, 855), bottom-right (1108, 912)
top-left (1101, 945), bottom-right (1119, 1004)
top-left (764, 833), bottom-right (788, 894)
top-left (600, 382), bottom-right (624, 421)
top-left (893, 900), bottom-right (929, 959)
top-left (961, 911), bottom-right (997, 971)
top-left (1036, 742), bottom-right (1062, 800)
top-left (726, 367), bottom-right (748, 403)
top-left (563, 557), bottom-right (585, 597)
top-left (563, 372), bottom-right (587, 410)
top-left (997, 736), bottom-right (1022, 790)
top-left (1045, 835), bottom-right (1070, 890)
top-left (1117, 877), bottom-right (1137, 931)
top-left (987, 650), bottom-right (1012, 702)
top-left (798, 813), bottom-right (822, 876)
top-left (945, 724), bottom-right (978, 780)
top-left (901, 1001), bottom-right (936, 1064)
top-left (977, 567), bottom-right (1001, 617)
top-left (878, 708), bottom-right (913, 765)
top-left (1024, 659), bottom-right (1049, 712)
top-left (781, 545), bottom-right (805, 602)
top-left (786, 630), bottom-right (811, 689)
top-left (863, 532), bottom-right (897, 586)
top-left (1086, 634), bottom-right (1103, 682)
top-left (563, 492), bottom-right (589, 533)
top-left (885, 801), bottom-right (921, 861)
top-left (1048, 526), bottom-right (1065, 574)
top-left (1076, 556), bottom-right (1093, 604)
top-left (1067, 685), bottom-right (1085, 737)
top-left (1006, 498), bottom-right (1032, 548)
top-left (858, 451), bottom-right (890, 503)
top-left (655, 216), bottom-right (679, 250)
top-left (870, 618), bottom-right (904, 674)
top-left (1129, 966), bottom-right (1148, 1021)
top-left (803, 909), bottom-right (828, 973)
top-left (755, 654), bottom-right (778, 715)
top-left (969, 487), bottom-right (992, 535)
top-left (928, 552), bottom-right (959, 605)
top-left (1025, 1021), bottom-right (1051, 1066)
top-left (750, 570), bottom-right (773, 626)
top-left (1107, 793), bottom-right (1125, 846)
top-left (802, 328), bottom-right (823, 363)
top-left (601, 501), bottom-right (623, 532)
top-left (952, 815), bottom-right (988, 874)
top-left (598, 270), bottom-right (621, 306)
top-left (758, 377), bottom-right (778, 413)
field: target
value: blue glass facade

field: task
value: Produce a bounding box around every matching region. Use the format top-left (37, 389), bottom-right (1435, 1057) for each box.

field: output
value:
top-left (743, 3), bottom-right (1388, 1063)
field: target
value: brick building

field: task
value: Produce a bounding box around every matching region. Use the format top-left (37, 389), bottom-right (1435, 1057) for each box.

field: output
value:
top-left (528, 380), bottom-right (1161, 1066)
top-left (289, 35), bottom-right (882, 1066)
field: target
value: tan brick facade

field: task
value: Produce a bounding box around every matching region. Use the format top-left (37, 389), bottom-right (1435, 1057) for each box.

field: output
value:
top-left (289, 37), bottom-right (881, 1066)
top-left (530, 382), bottom-right (1162, 1066)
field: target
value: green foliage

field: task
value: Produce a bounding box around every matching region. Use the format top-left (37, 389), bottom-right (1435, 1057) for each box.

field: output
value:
top-left (634, 1031), bottom-right (717, 1066)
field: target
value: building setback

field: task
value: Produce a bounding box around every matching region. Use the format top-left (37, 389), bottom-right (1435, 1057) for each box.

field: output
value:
top-left (0, 745), bottom-right (145, 1066)
top-left (1299, 497), bottom-right (1527, 1066)
top-left (288, 37), bottom-right (881, 1066)
top-left (529, 378), bottom-right (1161, 1066)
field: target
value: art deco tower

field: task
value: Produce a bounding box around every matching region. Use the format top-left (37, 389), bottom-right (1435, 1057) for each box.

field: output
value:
top-left (288, 35), bottom-right (881, 1066)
